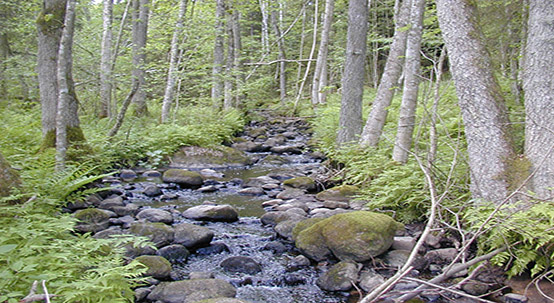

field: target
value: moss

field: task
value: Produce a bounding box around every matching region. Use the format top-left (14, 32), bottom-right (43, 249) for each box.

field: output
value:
top-left (283, 176), bottom-right (317, 191)
top-left (74, 208), bottom-right (110, 223)
top-left (134, 255), bottom-right (172, 279)
top-left (291, 217), bottom-right (325, 242)
top-left (315, 184), bottom-right (359, 202)
top-left (36, 1), bottom-right (66, 35)
top-left (503, 155), bottom-right (531, 192)
top-left (39, 126), bottom-right (88, 152)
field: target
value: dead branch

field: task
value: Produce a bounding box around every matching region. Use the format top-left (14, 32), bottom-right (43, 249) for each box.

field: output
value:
top-left (244, 59), bottom-right (315, 66)
top-left (401, 277), bottom-right (496, 303)
top-left (20, 280), bottom-right (57, 303)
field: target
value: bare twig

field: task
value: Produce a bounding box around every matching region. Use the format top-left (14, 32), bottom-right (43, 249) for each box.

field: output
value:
top-left (20, 281), bottom-right (57, 303)
top-left (41, 280), bottom-right (51, 303)
top-left (401, 277), bottom-right (496, 303)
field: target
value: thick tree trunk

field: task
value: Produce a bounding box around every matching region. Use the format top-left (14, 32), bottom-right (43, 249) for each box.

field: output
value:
top-left (161, 0), bottom-right (187, 123)
top-left (99, 0), bottom-right (113, 119)
top-left (523, 0), bottom-right (554, 200)
top-left (392, 0), bottom-right (425, 163)
top-left (336, 0), bottom-right (368, 145)
top-left (437, 0), bottom-right (516, 203)
top-left (37, 0), bottom-right (85, 151)
top-left (271, 10), bottom-right (287, 103)
top-left (359, 0), bottom-right (411, 148)
top-left (131, 0), bottom-right (149, 117)
top-left (311, 0), bottom-right (334, 105)
top-left (55, 0), bottom-right (77, 171)
top-left (212, 0), bottom-right (225, 109)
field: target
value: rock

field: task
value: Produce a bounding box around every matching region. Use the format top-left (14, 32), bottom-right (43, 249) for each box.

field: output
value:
top-left (425, 248), bottom-right (458, 265)
top-left (120, 169), bottom-right (137, 181)
top-left (182, 204), bottom-right (239, 222)
top-left (259, 154), bottom-right (290, 165)
top-left (244, 176), bottom-right (279, 188)
top-left (198, 185), bottom-right (218, 193)
top-left (260, 211), bottom-right (305, 226)
top-left (147, 279), bottom-right (236, 303)
top-left (283, 273), bottom-right (306, 286)
top-left (461, 280), bottom-right (491, 296)
top-left (275, 218), bottom-right (305, 241)
top-left (135, 255), bottom-right (172, 280)
top-left (93, 226), bottom-right (127, 239)
top-left (189, 272), bottom-right (215, 279)
top-left (287, 255), bottom-right (311, 271)
top-left (129, 222), bottom-right (175, 248)
top-left (137, 208), bottom-right (174, 224)
top-left (170, 146), bottom-right (252, 169)
top-left (65, 200), bottom-right (89, 211)
top-left (284, 207), bottom-right (308, 216)
top-left (200, 168), bottom-right (225, 178)
top-left (162, 169), bottom-right (204, 188)
top-left (262, 241), bottom-right (288, 254)
top-left (294, 211), bottom-right (403, 262)
top-left (275, 188), bottom-right (306, 200)
top-left (112, 203), bottom-right (139, 217)
top-left (359, 269), bottom-right (386, 293)
top-left (261, 199), bottom-right (283, 208)
top-left (316, 261), bottom-right (360, 291)
top-left (282, 176), bottom-right (317, 192)
top-left (98, 195), bottom-right (125, 210)
top-left (322, 201), bottom-right (349, 209)
top-left (143, 185), bottom-right (163, 197)
top-left (392, 236), bottom-right (416, 251)
top-left (270, 145), bottom-right (302, 154)
top-left (74, 208), bottom-right (110, 233)
top-left (195, 298), bottom-right (252, 303)
top-left (238, 187), bottom-right (265, 196)
top-left (109, 215), bottom-right (136, 228)
top-left (383, 250), bottom-right (417, 268)
top-left (173, 223), bottom-right (214, 248)
top-left (315, 185), bottom-right (359, 202)
top-left (503, 293), bottom-right (529, 303)
top-left (143, 170), bottom-right (162, 178)
top-left (134, 287), bottom-right (152, 302)
top-left (232, 141), bottom-right (269, 152)
top-left (220, 256), bottom-right (262, 274)
top-left (196, 242), bottom-right (230, 255)
top-left (157, 244), bottom-right (190, 264)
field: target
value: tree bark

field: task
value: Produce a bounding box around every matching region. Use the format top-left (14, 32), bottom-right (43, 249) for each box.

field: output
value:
top-left (359, 0), bottom-right (411, 148)
top-left (271, 10), bottom-right (287, 103)
top-left (0, 152), bottom-right (20, 198)
top-left (55, 0), bottom-right (76, 171)
top-left (131, 0), bottom-right (149, 117)
top-left (259, 0), bottom-right (270, 55)
top-left (37, 0), bottom-right (85, 151)
top-left (231, 5), bottom-right (245, 108)
top-left (523, 0), bottom-right (554, 200)
top-left (436, 0), bottom-right (516, 203)
top-left (336, 0), bottom-right (368, 145)
top-left (161, 0), bottom-right (187, 123)
top-left (311, 0), bottom-right (334, 105)
top-left (294, 0), bottom-right (319, 112)
top-left (212, 0), bottom-right (225, 109)
top-left (99, 0), bottom-right (113, 119)
top-left (224, 6), bottom-right (235, 110)
top-left (392, 0), bottom-right (425, 163)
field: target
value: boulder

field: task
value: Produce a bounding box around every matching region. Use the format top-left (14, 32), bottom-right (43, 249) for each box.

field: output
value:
top-left (119, 169), bottom-right (137, 181)
top-left (147, 279), bottom-right (236, 303)
top-left (260, 211), bottom-right (305, 227)
top-left (220, 256), bottom-right (261, 274)
top-left (315, 185), bottom-right (359, 202)
top-left (275, 188), bottom-right (306, 200)
top-left (143, 185), bottom-right (163, 197)
top-left (316, 261), bottom-right (360, 291)
top-left (173, 223), bottom-right (214, 248)
top-left (282, 177), bottom-right (317, 192)
top-left (359, 269), bottom-right (386, 293)
top-left (162, 169), bottom-right (204, 188)
top-left (112, 203), bottom-right (139, 217)
top-left (170, 146), bottom-right (252, 169)
top-left (259, 155), bottom-right (290, 165)
top-left (183, 204), bottom-right (239, 222)
top-left (143, 170), bottom-right (162, 178)
top-left (74, 208), bottom-right (110, 233)
top-left (274, 218), bottom-right (305, 241)
top-left (270, 145), bottom-right (302, 154)
top-left (135, 255), bottom-right (172, 280)
top-left (294, 211), bottom-right (403, 262)
top-left (136, 208), bottom-right (174, 224)
top-left (157, 244), bottom-right (190, 264)
top-left (98, 195), bottom-right (125, 210)
top-left (196, 242), bottom-right (230, 255)
top-left (238, 187), bottom-right (265, 196)
top-left (129, 222), bottom-right (175, 248)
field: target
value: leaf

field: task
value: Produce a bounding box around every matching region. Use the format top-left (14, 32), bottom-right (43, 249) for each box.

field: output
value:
top-left (0, 244), bottom-right (17, 254)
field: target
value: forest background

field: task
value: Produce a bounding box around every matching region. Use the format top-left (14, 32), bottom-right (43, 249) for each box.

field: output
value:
top-left (0, 0), bottom-right (552, 302)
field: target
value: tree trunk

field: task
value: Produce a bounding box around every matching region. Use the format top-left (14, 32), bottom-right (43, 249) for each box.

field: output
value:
top-left (0, 33), bottom-right (10, 99)
top-left (131, 0), bottom-right (149, 117)
top-left (259, 0), bottom-right (270, 55)
top-left (436, 0), bottom-right (516, 203)
top-left (311, 0), bottom-right (334, 105)
top-left (294, 0), bottom-right (319, 112)
top-left (392, 0), bottom-right (425, 163)
top-left (232, 6), bottom-right (245, 108)
top-left (55, 0), bottom-right (77, 171)
top-left (161, 0), bottom-right (187, 123)
top-left (37, 0), bottom-right (85, 151)
top-left (99, 0), bottom-right (113, 119)
top-left (212, 0), bottom-right (225, 109)
top-left (523, 0), bottom-right (554, 200)
top-left (359, 0), bottom-right (411, 148)
top-left (224, 7), bottom-right (235, 110)
top-left (0, 152), bottom-right (20, 198)
top-left (336, 0), bottom-right (368, 145)
top-left (271, 10), bottom-right (287, 103)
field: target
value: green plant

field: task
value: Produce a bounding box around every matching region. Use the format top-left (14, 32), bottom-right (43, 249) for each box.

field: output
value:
top-left (464, 201), bottom-right (554, 278)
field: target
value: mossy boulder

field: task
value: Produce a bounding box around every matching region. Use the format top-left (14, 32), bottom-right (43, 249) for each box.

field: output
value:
top-left (147, 279), bottom-right (236, 303)
top-left (294, 211), bottom-right (403, 262)
top-left (135, 255), bottom-right (172, 279)
top-left (170, 146), bottom-right (253, 169)
top-left (282, 176), bottom-right (317, 192)
top-left (74, 208), bottom-right (111, 233)
top-left (162, 169), bottom-right (204, 188)
top-left (316, 261), bottom-right (360, 291)
top-left (129, 222), bottom-right (175, 248)
top-left (291, 217), bottom-right (325, 241)
top-left (315, 184), bottom-right (359, 202)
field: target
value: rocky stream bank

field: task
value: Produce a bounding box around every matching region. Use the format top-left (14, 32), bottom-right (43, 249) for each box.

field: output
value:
top-left (68, 116), bottom-right (533, 303)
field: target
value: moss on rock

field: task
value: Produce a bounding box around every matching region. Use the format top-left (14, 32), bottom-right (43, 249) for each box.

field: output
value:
top-left (135, 255), bottom-right (172, 279)
top-left (162, 169), bottom-right (204, 187)
top-left (315, 184), bottom-right (359, 202)
top-left (283, 176), bottom-right (317, 192)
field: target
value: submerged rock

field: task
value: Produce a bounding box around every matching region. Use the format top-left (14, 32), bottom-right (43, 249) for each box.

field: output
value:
top-left (182, 204), bottom-right (239, 222)
top-left (220, 256), bottom-right (262, 274)
top-left (147, 279), bottom-right (236, 303)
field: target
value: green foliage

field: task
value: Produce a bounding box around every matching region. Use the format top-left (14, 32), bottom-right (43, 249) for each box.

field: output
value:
top-left (464, 202), bottom-right (554, 277)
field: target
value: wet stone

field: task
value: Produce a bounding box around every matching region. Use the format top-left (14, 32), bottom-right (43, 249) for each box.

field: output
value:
top-left (143, 185), bottom-right (162, 197)
top-left (220, 256), bottom-right (262, 274)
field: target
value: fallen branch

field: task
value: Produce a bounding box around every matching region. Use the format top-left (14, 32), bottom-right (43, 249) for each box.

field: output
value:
top-left (401, 277), bottom-right (496, 303)
top-left (20, 280), bottom-right (57, 303)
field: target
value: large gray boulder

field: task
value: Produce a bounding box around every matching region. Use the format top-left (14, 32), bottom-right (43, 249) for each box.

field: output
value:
top-left (136, 208), bottom-right (174, 224)
top-left (147, 279), bottom-right (236, 303)
top-left (129, 222), bottom-right (175, 248)
top-left (294, 211), bottom-right (403, 262)
top-left (182, 205), bottom-right (239, 222)
top-left (173, 223), bottom-right (214, 248)
top-left (163, 169), bottom-right (204, 188)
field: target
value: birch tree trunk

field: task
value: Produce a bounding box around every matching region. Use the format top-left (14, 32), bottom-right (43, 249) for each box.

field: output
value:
top-left (232, 7), bottom-right (245, 108)
top-left (99, 0), bottom-right (113, 119)
top-left (224, 8), bottom-right (235, 110)
top-left (294, 0), bottom-right (318, 111)
top-left (131, 0), bottom-right (149, 117)
top-left (336, 0), bottom-right (368, 145)
top-left (359, 0), bottom-right (411, 148)
top-left (392, 0), bottom-right (425, 163)
top-left (259, 0), bottom-right (270, 55)
top-left (212, 0), bottom-right (225, 109)
top-left (436, 0), bottom-right (516, 203)
top-left (523, 0), bottom-right (554, 200)
top-left (55, 0), bottom-right (76, 171)
top-left (311, 0), bottom-right (334, 105)
top-left (161, 0), bottom-right (187, 123)
top-left (271, 10), bottom-right (287, 103)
